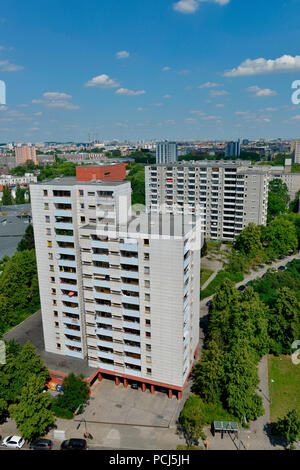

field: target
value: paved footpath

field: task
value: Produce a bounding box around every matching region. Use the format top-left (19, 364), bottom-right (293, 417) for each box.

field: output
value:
top-left (200, 252), bottom-right (300, 307)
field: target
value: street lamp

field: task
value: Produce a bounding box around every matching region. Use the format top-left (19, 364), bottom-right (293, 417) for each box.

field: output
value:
top-left (270, 379), bottom-right (275, 405)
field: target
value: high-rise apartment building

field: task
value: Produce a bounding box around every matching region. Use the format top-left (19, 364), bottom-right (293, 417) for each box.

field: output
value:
top-left (145, 161), bottom-right (270, 240)
top-left (30, 177), bottom-right (200, 398)
top-left (225, 140), bottom-right (240, 158)
top-left (156, 141), bottom-right (178, 164)
top-left (15, 144), bottom-right (37, 166)
top-left (291, 140), bottom-right (300, 164)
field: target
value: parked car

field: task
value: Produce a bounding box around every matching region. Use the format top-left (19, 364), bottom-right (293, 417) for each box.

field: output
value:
top-left (206, 301), bottom-right (212, 307)
top-left (2, 435), bottom-right (25, 449)
top-left (238, 285), bottom-right (246, 292)
top-left (60, 439), bottom-right (87, 450)
top-left (29, 439), bottom-right (53, 450)
top-left (258, 264), bottom-right (265, 268)
top-left (278, 266), bottom-right (286, 271)
top-left (130, 383), bottom-right (138, 390)
top-left (278, 255), bottom-right (286, 260)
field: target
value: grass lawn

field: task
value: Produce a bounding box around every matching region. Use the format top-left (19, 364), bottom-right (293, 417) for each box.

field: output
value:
top-left (200, 270), bottom-right (244, 300)
top-left (200, 268), bottom-right (214, 287)
top-left (268, 354), bottom-right (300, 422)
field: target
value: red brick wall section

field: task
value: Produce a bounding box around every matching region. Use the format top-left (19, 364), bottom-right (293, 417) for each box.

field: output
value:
top-left (76, 164), bottom-right (127, 182)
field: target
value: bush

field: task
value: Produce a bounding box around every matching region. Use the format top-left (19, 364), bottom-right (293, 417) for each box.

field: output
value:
top-left (51, 402), bottom-right (74, 420)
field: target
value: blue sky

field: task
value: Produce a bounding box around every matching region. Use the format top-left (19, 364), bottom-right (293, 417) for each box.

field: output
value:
top-left (1, 0), bottom-right (300, 142)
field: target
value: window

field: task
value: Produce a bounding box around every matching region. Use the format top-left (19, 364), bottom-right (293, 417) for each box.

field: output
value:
top-left (48, 253), bottom-right (53, 260)
top-left (54, 322), bottom-right (59, 328)
top-left (50, 277), bottom-right (55, 283)
top-left (53, 311), bottom-right (58, 317)
top-left (43, 190), bottom-right (48, 196)
top-left (144, 280), bottom-right (150, 288)
top-left (143, 239), bottom-right (149, 246)
top-left (146, 332), bottom-right (151, 338)
top-left (52, 300), bottom-right (57, 306)
top-left (145, 306), bottom-right (151, 314)
top-left (46, 228), bottom-right (51, 235)
top-left (145, 319), bottom-right (151, 326)
top-left (144, 253), bottom-right (150, 261)
top-left (146, 356), bottom-right (152, 363)
top-left (144, 267), bottom-right (150, 275)
top-left (79, 190), bottom-right (84, 196)
top-left (146, 344), bottom-right (151, 351)
top-left (47, 241), bottom-right (52, 248)
top-left (145, 293), bottom-right (150, 301)
top-left (44, 203), bottom-right (49, 210)
top-left (56, 343), bottom-right (61, 349)
top-left (146, 368), bottom-right (152, 375)
top-left (51, 288), bottom-right (56, 295)
top-left (81, 216), bottom-right (86, 223)
top-left (45, 215), bottom-right (50, 223)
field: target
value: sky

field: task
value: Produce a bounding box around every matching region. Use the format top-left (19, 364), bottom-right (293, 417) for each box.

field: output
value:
top-left (1, 0), bottom-right (300, 142)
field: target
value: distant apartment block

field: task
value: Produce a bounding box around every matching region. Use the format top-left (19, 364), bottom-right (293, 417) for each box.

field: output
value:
top-left (225, 140), bottom-right (240, 158)
top-left (15, 145), bottom-right (37, 166)
top-left (145, 161), bottom-right (270, 241)
top-left (156, 141), bottom-right (178, 164)
top-left (0, 173), bottom-right (37, 187)
top-left (76, 163), bottom-right (127, 182)
top-left (30, 178), bottom-right (200, 398)
top-left (290, 140), bottom-right (300, 164)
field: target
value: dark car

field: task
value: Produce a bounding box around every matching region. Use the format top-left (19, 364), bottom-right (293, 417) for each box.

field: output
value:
top-left (238, 285), bottom-right (246, 292)
top-left (206, 301), bottom-right (212, 307)
top-left (130, 383), bottom-right (138, 390)
top-left (246, 281), bottom-right (252, 286)
top-left (278, 255), bottom-right (286, 260)
top-left (29, 439), bottom-right (53, 450)
top-left (278, 266), bottom-right (286, 271)
top-left (60, 439), bottom-right (87, 450)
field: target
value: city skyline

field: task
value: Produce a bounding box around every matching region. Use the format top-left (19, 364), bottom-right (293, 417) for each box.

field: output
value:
top-left (1, 1), bottom-right (300, 141)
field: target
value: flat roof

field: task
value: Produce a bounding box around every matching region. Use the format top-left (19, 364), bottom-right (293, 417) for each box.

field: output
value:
top-left (32, 176), bottom-right (129, 187)
top-left (81, 213), bottom-right (201, 238)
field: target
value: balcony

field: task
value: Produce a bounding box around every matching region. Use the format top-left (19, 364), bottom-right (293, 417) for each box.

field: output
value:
top-left (93, 267), bottom-right (110, 276)
top-left (122, 295), bottom-right (139, 306)
top-left (58, 259), bottom-right (76, 268)
top-left (94, 291), bottom-right (111, 301)
top-left (62, 306), bottom-right (79, 315)
top-left (95, 304), bottom-right (111, 313)
top-left (98, 350), bottom-right (114, 361)
top-left (120, 269), bottom-right (139, 279)
top-left (121, 283), bottom-right (139, 293)
top-left (92, 254), bottom-right (109, 263)
top-left (123, 320), bottom-right (140, 330)
top-left (124, 356), bottom-right (141, 366)
top-left (91, 240), bottom-right (109, 249)
top-left (94, 279), bottom-right (110, 289)
top-left (56, 234), bottom-right (74, 243)
top-left (61, 294), bottom-right (78, 303)
top-left (63, 326), bottom-right (81, 337)
top-left (65, 348), bottom-right (83, 359)
top-left (60, 282), bottom-right (78, 291)
top-left (122, 308), bottom-right (140, 318)
top-left (54, 210), bottom-right (72, 218)
top-left (123, 332), bottom-right (140, 342)
top-left (124, 344), bottom-right (141, 354)
top-left (96, 316), bottom-right (112, 326)
top-left (120, 256), bottom-right (138, 266)
top-left (121, 243), bottom-right (138, 252)
top-left (53, 197), bottom-right (71, 205)
top-left (57, 247), bottom-right (75, 256)
top-left (62, 316), bottom-right (80, 327)
top-left (96, 327), bottom-right (113, 337)
top-left (64, 337), bottom-right (82, 348)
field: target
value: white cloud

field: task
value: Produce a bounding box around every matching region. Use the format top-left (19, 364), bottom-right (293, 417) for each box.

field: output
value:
top-left (46, 101), bottom-right (79, 110)
top-left (43, 92), bottom-right (72, 100)
top-left (115, 88), bottom-right (146, 96)
top-left (246, 86), bottom-right (277, 97)
top-left (173, 0), bottom-right (230, 14)
top-left (198, 82), bottom-right (223, 88)
top-left (85, 74), bottom-right (120, 88)
top-left (116, 50), bottom-right (130, 59)
top-left (163, 94), bottom-right (172, 99)
top-left (0, 60), bottom-right (23, 72)
top-left (189, 109), bottom-right (205, 115)
top-left (210, 89), bottom-right (229, 97)
top-left (224, 54), bottom-right (300, 77)
top-left (290, 115), bottom-right (300, 120)
top-left (162, 66), bottom-right (171, 71)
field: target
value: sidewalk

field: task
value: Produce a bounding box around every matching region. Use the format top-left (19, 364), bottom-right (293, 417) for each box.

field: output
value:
top-left (200, 252), bottom-right (300, 306)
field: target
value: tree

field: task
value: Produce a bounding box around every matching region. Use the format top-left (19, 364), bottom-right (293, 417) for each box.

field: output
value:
top-left (268, 287), bottom-right (300, 355)
top-left (235, 223), bottom-right (263, 257)
top-left (192, 340), bottom-right (225, 403)
top-left (14, 185), bottom-right (25, 205)
top-left (1, 186), bottom-right (13, 205)
top-left (263, 217), bottom-right (298, 257)
top-left (224, 339), bottom-right (264, 421)
top-left (211, 278), bottom-right (240, 312)
top-left (179, 396), bottom-right (207, 447)
top-left (267, 179), bottom-right (290, 221)
top-left (9, 374), bottom-right (55, 441)
top-left (52, 373), bottom-right (89, 417)
top-left (17, 224), bottom-right (35, 251)
top-left (274, 409), bottom-right (300, 449)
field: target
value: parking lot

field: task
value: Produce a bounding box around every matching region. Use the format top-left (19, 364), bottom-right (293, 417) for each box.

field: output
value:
top-left (79, 377), bottom-right (180, 427)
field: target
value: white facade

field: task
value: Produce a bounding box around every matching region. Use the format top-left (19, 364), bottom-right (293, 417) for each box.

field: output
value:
top-left (156, 142), bottom-right (178, 164)
top-left (0, 173), bottom-right (37, 186)
top-left (145, 161), bottom-right (270, 241)
top-left (30, 177), bottom-right (200, 393)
